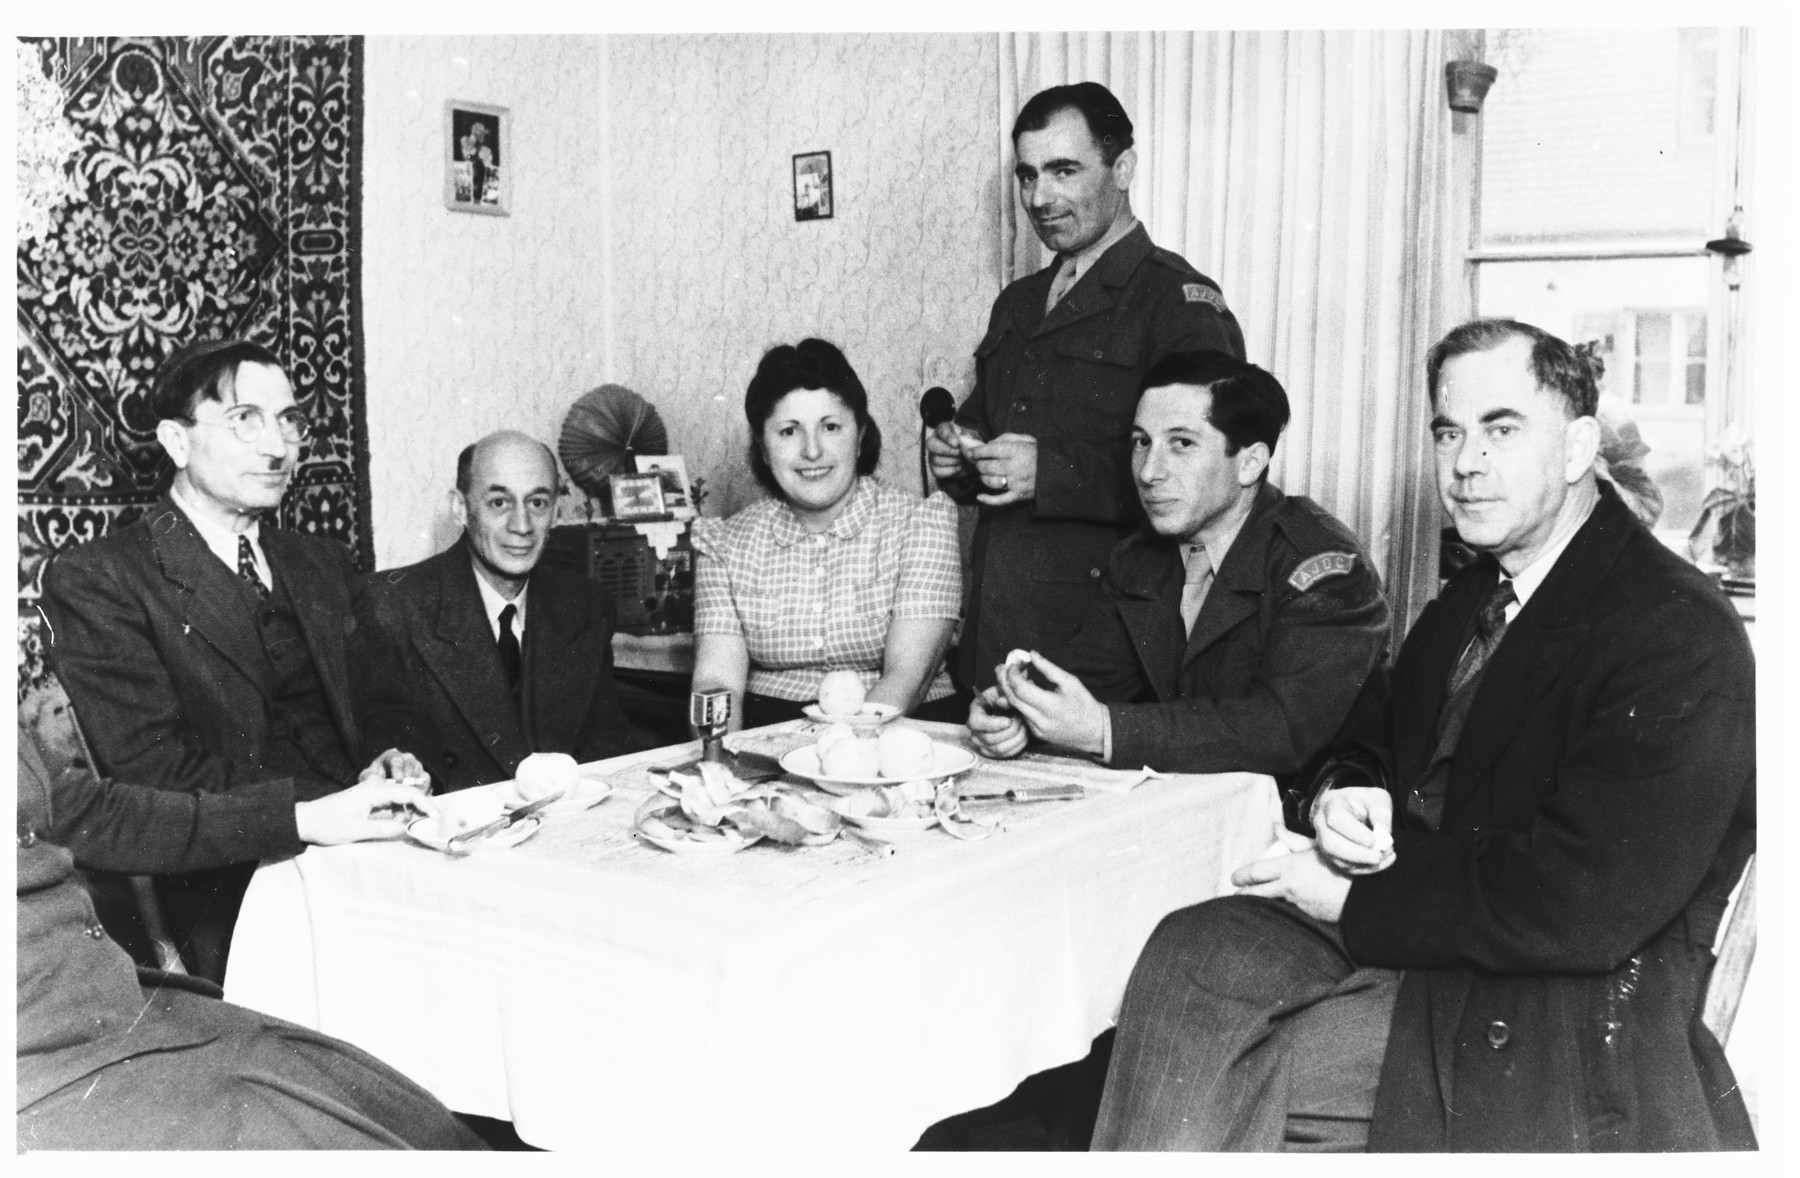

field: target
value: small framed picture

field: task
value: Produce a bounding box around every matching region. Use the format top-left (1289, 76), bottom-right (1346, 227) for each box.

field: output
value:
top-left (445, 101), bottom-right (509, 215)
top-left (792, 150), bottom-right (832, 221)
top-left (635, 454), bottom-right (693, 516)
top-left (608, 472), bottom-right (668, 521)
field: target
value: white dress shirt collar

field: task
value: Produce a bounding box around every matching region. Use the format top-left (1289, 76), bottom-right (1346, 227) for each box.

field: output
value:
top-left (471, 558), bottom-right (528, 643)
top-left (1498, 499), bottom-right (1596, 623)
top-left (169, 481), bottom-right (268, 588)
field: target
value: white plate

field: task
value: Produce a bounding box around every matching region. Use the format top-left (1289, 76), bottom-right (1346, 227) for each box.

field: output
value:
top-left (779, 742), bottom-right (977, 796)
top-left (498, 772), bottom-right (614, 816)
top-left (825, 797), bottom-right (939, 838)
top-left (801, 702), bottom-right (902, 730)
top-left (407, 815), bottom-right (542, 854)
top-left (634, 802), bottom-right (761, 855)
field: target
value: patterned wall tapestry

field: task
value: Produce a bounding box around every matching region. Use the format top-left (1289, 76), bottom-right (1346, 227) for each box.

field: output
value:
top-left (16, 36), bottom-right (368, 696)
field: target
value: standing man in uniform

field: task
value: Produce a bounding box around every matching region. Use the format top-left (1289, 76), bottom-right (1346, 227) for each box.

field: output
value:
top-left (928, 81), bottom-right (1246, 690)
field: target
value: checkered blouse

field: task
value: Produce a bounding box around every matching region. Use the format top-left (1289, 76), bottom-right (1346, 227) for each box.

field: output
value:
top-left (692, 477), bottom-right (962, 703)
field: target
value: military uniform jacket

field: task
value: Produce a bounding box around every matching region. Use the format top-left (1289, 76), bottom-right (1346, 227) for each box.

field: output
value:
top-left (362, 540), bottom-right (641, 792)
top-left (1332, 484), bottom-right (1756, 1150)
top-left (1057, 482), bottom-right (1388, 780)
top-left (40, 498), bottom-right (376, 802)
top-left (944, 223), bottom-right (1246, 689)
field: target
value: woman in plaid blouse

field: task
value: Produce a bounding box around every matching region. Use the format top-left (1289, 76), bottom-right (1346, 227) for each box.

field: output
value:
top-left (691, 339), bottom-right (963, 731)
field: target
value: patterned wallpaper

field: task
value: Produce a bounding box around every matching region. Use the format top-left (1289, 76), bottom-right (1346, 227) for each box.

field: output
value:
top-left (605, 33), bottom-right (1000, 518)
top-left (361, 35), bottom-right (611, 569)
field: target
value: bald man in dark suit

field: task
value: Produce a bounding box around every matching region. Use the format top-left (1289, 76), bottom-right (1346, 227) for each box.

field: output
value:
top-left (363, 432), bottom-right (643, 792)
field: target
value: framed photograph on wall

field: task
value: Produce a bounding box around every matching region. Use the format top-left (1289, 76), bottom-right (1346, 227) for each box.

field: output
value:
top-left (608, 472), bottom-right (668, 521)
top-left (445, 100), bottom-right (510, 215)
top-left (792, 150), bottom-right (832, 221)
top-left (635, 454), bottom-right (694, 516)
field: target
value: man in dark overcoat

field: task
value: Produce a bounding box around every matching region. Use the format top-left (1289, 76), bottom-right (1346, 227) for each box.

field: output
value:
top-left (41, 338), bottom-right (427, 982)
top-left (927, 82), bottom-right (1245, 692)
top-left (362, 431), bottom-right (642, 792)
top-left (1091, 319), bottom-right (1755, 1151)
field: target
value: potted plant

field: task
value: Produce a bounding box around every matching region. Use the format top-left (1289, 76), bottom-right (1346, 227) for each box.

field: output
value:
top-left (1688, 434), bottom-right (1754, 586)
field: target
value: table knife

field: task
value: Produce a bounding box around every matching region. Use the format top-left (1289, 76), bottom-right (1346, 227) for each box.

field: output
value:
top-left (958, 782), bottom-right (1085, 803)
top-left (446, 790), bottom-right (565, 850)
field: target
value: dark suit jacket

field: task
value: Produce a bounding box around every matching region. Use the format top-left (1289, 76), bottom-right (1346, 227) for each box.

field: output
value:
top-left (15, 724), bottom-right (304, 1110)
top-left (363, 540), bottom-right (641, 792)
top-left (1329, 483), bottom-right (1756, 1150)
top-left (40, 498), bottom-right (372, 802)
top-left (940, 224), bottom-right (1247, 689)
top-left (1057, 482), bottom-right (1389, 780)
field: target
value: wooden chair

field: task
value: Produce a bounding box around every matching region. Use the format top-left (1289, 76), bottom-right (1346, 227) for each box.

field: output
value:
top-left (1702, 854), bottom-right (1756, 1047)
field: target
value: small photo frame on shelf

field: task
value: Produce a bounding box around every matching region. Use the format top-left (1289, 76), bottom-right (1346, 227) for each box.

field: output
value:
top-left (445, 100), bottom-right (509, 215)
top-left (792, 150), bottom-right (832, 221)
top-left (608, 472), bottom-right (668, 521)
top-left (635, 454), bottom-right (694, 516)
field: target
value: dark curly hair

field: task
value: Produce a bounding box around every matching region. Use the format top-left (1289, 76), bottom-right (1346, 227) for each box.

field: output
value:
top-left (744, 338), bottom-right (882, 500)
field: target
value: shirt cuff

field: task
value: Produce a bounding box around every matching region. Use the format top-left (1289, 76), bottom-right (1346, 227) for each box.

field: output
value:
top-left (1100, 706), bottom-right (1114, 764)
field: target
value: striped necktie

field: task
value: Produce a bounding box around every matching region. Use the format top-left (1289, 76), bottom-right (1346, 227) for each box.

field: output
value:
top-left (236, 535), bottom-right (269, 600)
top-left (1447, 579), bottom-right (1517, 698)
top-left (1408, 577), bottom-right (1518, 830)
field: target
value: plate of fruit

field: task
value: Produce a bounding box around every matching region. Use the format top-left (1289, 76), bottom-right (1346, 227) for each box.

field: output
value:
top-left (779, 724), bottom-right (975, 795)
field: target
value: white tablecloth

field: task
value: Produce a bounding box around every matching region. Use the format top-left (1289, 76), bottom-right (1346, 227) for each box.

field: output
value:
top-left (225, 723), bottom-right (1282, 1152)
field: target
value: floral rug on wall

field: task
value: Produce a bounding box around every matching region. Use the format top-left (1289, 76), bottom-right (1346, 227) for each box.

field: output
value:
top-left (16, 36), bottom-right (368, 697)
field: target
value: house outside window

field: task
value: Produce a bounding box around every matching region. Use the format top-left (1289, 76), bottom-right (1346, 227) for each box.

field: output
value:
top-left (1467, 27), bottom-right (1751, 544)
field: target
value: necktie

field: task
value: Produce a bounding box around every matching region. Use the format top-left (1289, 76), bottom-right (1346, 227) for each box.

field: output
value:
top-left (236, 535), bottom-right (269, 600)
top-left (1408, 577), bottom-right (1518, 830)
top-left (1179, 544), bottom-right (1214, 636)
top-left (1447, 579), bottom-right (1517, 698)
top-left (1044, 255), bottom-right (1079, 315)
top-left (497, 603), bottom-right (522, 688)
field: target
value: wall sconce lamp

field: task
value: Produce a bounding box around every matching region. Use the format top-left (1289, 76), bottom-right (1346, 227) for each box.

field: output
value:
top-left (1706, 207), bottom-right (1753, 290)
top-left (1444, 61), bottom-right (1499, 114)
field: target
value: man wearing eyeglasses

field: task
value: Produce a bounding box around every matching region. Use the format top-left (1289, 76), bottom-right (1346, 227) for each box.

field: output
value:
top-left (41, 337), bottom-right (426, 982)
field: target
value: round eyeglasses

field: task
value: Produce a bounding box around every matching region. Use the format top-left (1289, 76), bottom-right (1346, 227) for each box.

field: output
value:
top-left (189, 407), bottom-right (312, 444)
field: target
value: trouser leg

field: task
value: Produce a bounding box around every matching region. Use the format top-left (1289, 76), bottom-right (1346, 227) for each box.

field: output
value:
top-left (1280, 963), bottom-right (1402, 1151)
top-left (1091, 895), bottom-right (1396, 1151)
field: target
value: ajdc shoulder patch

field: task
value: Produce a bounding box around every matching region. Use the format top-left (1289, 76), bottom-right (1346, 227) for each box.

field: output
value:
top-left (1289, 552), bottom-right (1357, 592)
top-left (1182, 283), bottom-right (1226, 311)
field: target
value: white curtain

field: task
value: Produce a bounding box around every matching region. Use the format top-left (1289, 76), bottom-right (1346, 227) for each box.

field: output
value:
top-left (1000, 30), bottom-right (1453, 631)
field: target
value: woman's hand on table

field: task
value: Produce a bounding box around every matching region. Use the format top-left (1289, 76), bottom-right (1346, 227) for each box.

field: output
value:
top-left (967, 688), bottom-right (1029, 759)
top-left (296, 777), bottom-right (440, 846)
